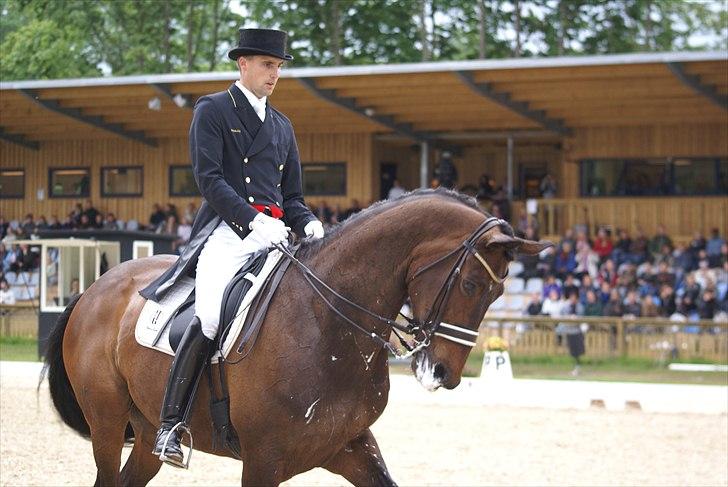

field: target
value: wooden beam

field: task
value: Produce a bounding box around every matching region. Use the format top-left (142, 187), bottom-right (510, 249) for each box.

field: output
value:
top-left (455, 71), bottom-right (572, 136)
top-left (666, 62), bottom-right (728, 111)
top-left (0, 127), bottom-right (39, 150)
top-left (18, 89), bottom-right (157, 147)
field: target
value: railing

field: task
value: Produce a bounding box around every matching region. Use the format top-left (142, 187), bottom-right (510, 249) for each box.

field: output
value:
top-left (0, 303), bottom-right (38, 338)
top-left (481, 314), bottom-right (728, 363)
top-left (510, 197), bottom-right (728, 241)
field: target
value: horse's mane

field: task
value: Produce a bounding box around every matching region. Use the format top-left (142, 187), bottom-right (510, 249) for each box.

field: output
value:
top-left (297, 188), bottom-right (488, 260)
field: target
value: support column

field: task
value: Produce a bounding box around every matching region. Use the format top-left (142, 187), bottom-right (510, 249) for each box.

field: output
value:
top-left (420, 141), bottom-right (429, 189)
top-left (506, 136), bottom-right (514, 201)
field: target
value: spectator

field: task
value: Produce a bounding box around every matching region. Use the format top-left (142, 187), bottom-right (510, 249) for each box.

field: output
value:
top-left (526, 293), bottom-right (542, 316)
top-left (697, 288), bottom-right (717, 320)
top-left (20, 213), bottom-right (34, 237)
top-left (575, 242), bottom-right (599, 280)
top-left (673, 243), bottom-right (694, 277)
top-left (541, 288), bottom-right (563, 317)
top-left (149, 204), bottom-right (166, 231)
top-left (183, 202), bottom-right (198, 224)
top-left (559, 228), bottom-right (576, 252)
top-left (163, 215), bottom-right (178, 236)
top-left (34, 215), bottom-right (49, 232)
top-left (9, 244), bottom-right (37, 273)
top-left (579, 274), bottom-right (596, 302)
top-left (387, 179), bottom-right (406, 200)
top-left (164, 203), bottom-right (179, 222)
top-left (0, 279), bottom-right (15, 305)
top-left (678, 273), bottom-right (701, 316)
top-left (613, 229), bottom-right (632, 266)
top-left (1, 243), bottom-right (14, 273)
top-left (102, 213), bottom-right (119, 230)
top-left (648, 224), bottom-right (673, 260)
top-left (313, 201), bottom-right (332, 224)
top-left (622, 290), bottom-right (642, 317)
top-left (0, 217), bottom-right (8, 240)
top-left (655, 262), bottom-right (675, 288)
top-left (542, 275), bottom-right (561, 300)
top-left (82, 199), bottom-right (101, 228)
top-left (78, 214), bottom-right (93, 230)
top-left (344, 200), bottom-right (363, 221)
top-left (539, 173), bottom-right (557, 198)
top-left (688, 231), bottom-right (707, 260)
top-left (658, 284), bottom-right (677, 317)
top-left (706, 228), bottom-right (724, 260)
top-left (653, 244), bottom-right (674, 267)
top-left (641, 295), bottom-right (659, 318)
top-left (592, 228), bottom-right (613, 264)
top-left (559, 293), bottom-right (585, 376)
top-left (518, 228), bottom-right (541, 282)
top-left (434, 151), bottom-right (457, 189)
top-left (47, 215), bottom-right (61, 230)
top-left (175, 217), bottom-right (193, 254)
top-left (94, 213), bottom-right (104, 229)
top-left (603, 289), bottom-right (624, 317)
top-left (476, 174), bottom-right (497, 201)
top-left (598, 281), bottom-right (612, 305)
top-left (69, 203), bottom-right (83, 228)
top-left (628, 229), bottom-right (649, 265)
top-left (553, 242), bottom-right (576, 280)
top-left (562, 274), bottom-right (579, 300)
top-left (583, 290), bottom-right (603, 316)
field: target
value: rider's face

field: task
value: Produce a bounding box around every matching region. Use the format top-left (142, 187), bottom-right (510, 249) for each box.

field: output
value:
top-left (238, 55), bottom-right (284, 99)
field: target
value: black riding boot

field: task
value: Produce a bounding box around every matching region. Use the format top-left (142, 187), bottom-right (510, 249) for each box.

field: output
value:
top-left (152, 316), bottom-right (213, 468)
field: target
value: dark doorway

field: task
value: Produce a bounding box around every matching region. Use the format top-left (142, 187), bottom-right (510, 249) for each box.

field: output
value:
top-left (519, 164), bottom-right (547, 198)
top-left (380, 162), bottom-right (397, 200)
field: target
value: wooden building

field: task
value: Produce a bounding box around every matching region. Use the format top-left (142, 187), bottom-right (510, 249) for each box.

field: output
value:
top-left (1, 51), bottom-right (726, 239)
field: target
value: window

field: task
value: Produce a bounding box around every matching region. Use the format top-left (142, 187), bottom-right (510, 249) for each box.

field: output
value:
top-left (0, 168), bottom-right (24, 198)
top-left (101, 166), bottom-right (143, 197)
top-left (169, 165), bottom-right (199, 196)
top-left (580, 158), bottom-right (727, 197)
top-left (302, 163), bottom-right (346, 196)
top-left (49, 167), bottom-right (90, 198)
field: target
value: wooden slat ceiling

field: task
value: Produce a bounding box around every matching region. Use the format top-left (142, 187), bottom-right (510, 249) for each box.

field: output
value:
top-left (0, 56), bottom-right (725, 147)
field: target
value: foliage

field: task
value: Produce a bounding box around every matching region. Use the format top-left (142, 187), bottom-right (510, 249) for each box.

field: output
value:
top-left (0, 0), bottom-right (725, 80)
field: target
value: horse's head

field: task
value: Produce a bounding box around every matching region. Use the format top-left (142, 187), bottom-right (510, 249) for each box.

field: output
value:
top-left (406, 215), bottom-right (551, 391)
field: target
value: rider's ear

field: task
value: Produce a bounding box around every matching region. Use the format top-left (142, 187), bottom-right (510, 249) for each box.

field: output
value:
top-left (486, 233), bottom-right (553, 255)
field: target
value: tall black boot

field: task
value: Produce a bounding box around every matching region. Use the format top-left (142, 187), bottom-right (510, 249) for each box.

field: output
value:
top-left (152, 316), bottom-right (213, 468)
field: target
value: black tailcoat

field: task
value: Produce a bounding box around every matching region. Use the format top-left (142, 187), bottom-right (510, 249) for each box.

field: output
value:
top-left (140, 83), bottom-right (316, 302)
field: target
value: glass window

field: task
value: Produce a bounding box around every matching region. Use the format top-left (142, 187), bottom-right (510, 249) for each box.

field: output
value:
top-left (580, 158), bottom-right (726, 197)
top-left (302, 163), bottom-right (347, 196)
top-left (101, 166), bottom-right (143, 197)
top-left (49, 167), bottom-right (90, 198)
top-left (169, 166), bottom-right (199, 196)
top-left (0, 168), bottom-right (24, 198)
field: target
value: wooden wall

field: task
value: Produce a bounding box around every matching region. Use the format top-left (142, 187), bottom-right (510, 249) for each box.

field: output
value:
top-left (0, 131), bottom-right (374, 223)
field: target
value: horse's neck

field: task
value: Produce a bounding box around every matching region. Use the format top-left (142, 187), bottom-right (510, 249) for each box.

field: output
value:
top-left (306, 208), bottom-right (434, 330)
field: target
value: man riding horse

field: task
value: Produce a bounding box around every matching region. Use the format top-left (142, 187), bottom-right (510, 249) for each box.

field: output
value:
top-left (139, 28), bottom-right (324, 467)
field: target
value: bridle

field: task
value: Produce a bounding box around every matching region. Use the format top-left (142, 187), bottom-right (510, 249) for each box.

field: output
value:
top-left (274, 216), bottom-right (511, 358)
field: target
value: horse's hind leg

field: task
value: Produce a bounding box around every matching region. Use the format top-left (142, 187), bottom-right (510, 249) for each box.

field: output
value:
top-left (323, 428), bottom-right (397, 487)
top-left (89, 414), bottom-right (128, 487)
top-left (120, 407), bottom-right (162, 487)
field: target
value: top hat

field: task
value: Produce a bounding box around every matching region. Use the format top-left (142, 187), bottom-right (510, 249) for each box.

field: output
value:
top-left (227, 28), bottom-right (293, 61)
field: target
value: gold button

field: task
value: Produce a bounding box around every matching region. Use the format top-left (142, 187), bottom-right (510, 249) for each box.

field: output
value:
top-left (277, 183), bottom-right (281, 187)
top-left (248, 196), bottom-right (254, 202)
top-left (244, 157), bottom-right (249, 163)
top-left (245, 177), bottom-right (251, 183)
top-left (278, 164), bottom-right (284, 171)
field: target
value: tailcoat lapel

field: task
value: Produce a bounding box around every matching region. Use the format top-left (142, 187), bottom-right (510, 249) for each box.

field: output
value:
top-left (227, 83), bottom-right (262, 138)
top-left (246, 106), bottom-right (274, 157)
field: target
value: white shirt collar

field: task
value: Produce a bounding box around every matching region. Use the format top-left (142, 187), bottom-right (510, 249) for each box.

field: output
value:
top-left (235, 80), bottom-right (266, 121)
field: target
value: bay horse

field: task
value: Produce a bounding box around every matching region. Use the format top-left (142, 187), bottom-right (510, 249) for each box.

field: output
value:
top-left (44, 189), bottom-right (549, 486)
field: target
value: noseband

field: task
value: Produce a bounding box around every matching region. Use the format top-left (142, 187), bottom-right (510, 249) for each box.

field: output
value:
top-left (275, 216), bottom-right (511, 358)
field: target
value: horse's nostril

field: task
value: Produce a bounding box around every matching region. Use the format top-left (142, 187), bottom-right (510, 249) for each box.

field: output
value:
top-left (433, 362), bottom-right (447, 382)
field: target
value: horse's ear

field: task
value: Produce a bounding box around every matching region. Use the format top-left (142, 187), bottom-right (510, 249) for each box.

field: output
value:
top-left (486, 233), bottom-right (553, 255)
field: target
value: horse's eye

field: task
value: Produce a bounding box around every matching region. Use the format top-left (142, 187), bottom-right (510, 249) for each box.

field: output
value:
top-left (461, 279), bottom-right (477, 297)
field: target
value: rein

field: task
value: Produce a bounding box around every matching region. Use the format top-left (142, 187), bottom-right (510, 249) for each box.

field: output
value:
top-left (274, 216), bottom-right (510, 358)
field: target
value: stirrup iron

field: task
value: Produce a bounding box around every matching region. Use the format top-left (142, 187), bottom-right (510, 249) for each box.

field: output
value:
top-left (159, 421), bottom-right (194, 469)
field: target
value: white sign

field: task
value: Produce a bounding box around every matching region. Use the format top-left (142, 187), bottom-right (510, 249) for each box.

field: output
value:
top-left (480, 351), bottom-right (513, 381)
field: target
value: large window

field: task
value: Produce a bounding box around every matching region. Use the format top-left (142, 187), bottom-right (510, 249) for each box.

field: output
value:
top-left (101, 166), bottom-right (143, 197)
top-left (49, 167), bottom-right (90, 198)
top-left (0, 168), bottom-right (24, 198)
top-left (580, 158), bottom-right (727, 196)
top-left (169, 165), bottom-right (199, 196)
top-left (302, 163), bottom-right (346, 196)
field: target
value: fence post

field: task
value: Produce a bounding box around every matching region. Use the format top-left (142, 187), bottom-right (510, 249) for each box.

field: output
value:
top-left (617, 319), bottom-right (626, 358)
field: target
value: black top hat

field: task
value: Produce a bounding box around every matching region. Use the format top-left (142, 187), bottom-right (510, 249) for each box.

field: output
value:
top-left (227, 28), bottom-right (293, 61)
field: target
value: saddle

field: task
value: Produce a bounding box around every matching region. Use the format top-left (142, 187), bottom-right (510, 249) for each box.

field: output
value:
top-left (135, 245), bottom-right (298, 362)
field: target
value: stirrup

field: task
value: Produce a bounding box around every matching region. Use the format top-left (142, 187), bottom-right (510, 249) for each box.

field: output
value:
top-left (159, 421), bottom-right (194, 469)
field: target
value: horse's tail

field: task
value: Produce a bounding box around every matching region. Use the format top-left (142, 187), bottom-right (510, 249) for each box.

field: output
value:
top-left (41, 294), bottom-right (91, 438)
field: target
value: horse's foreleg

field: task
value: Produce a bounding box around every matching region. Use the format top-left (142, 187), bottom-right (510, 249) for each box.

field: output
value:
top-left (120, 407), bottom-right (162, 487)
top-left (323, 428), bottom-right (397, 487)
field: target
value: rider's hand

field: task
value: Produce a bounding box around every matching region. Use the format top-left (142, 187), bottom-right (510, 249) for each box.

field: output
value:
top-left (304, 220), bottom-right (325, 240)
top-left (249, 213), bottom-right (288, 247)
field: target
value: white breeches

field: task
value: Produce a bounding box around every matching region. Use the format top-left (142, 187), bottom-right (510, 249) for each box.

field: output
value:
top-left (195, 221), bottom-right (268, 339)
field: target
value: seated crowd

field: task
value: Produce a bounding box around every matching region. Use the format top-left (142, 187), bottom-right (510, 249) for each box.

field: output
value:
top-left (511, 224), bottom-right (728, 323)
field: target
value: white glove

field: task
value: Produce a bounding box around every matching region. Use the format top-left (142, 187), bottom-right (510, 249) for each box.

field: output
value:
top-left (304, 220), bottom-right (325, 239)
top-left (249, 213), bottom-right (288, 247)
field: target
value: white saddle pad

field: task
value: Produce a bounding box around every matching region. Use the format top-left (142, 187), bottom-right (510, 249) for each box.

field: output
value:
top-left (135, 249), bottom-right (284, 362)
